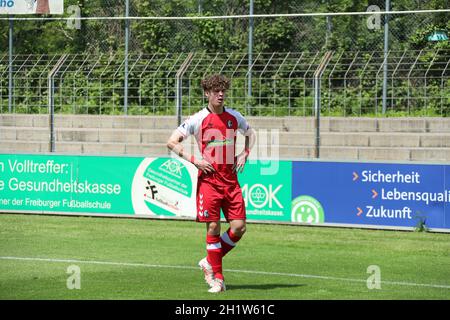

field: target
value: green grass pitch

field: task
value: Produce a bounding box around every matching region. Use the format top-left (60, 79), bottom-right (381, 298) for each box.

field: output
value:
top-left (0, 213), bottom-right (449, 300)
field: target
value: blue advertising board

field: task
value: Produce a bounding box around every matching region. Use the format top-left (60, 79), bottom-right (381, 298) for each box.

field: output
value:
top-left (291, 161), bottom-right (449, 231)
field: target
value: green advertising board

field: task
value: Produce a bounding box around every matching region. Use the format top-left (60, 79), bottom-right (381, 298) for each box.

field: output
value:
top-left (0, 154), bottom-right (293, 222)
top-left (0, 154), bottom-right (139, 214)
top-left (0, 154), bottom-right (198, 217)
top-left (238, 160), bottom-right (292, 221)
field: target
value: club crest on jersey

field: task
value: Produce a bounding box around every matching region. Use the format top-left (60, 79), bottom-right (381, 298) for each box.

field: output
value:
top-left (227, 120), bottom-right (233, 128)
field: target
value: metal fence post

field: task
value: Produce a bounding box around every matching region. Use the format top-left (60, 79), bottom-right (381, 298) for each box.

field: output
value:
top-left (48, 55), bottom-right (68, 152)
top-left (440, 56), bottom-right (450, 115)
top-left (247, 0), bottom-right (254, 114)
top-left (176, 53), bottom-right (194, 127)
top-left (424, 49), bottom-right (439, 112)
top-left (313, 51), bottom-right (333, 158)
top-left (8, 16), bottom-right (13, 113)
top-left (124, 0), bottom-right (130, 115)
top-left (382, 0), bottom-right (390, 114)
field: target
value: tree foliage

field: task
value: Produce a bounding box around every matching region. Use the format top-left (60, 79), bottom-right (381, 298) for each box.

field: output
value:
top-left (0, 0), bottom-right (448, 54)
top-left (0, 1), bottom-right (448, 116)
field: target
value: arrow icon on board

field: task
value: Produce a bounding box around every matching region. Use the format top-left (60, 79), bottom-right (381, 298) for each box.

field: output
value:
top-left (356, 207), bottom-right (363, 216)
top-left (372, 189), bottom-right (378, 198)
top-left (353, 172), bottom-right (359, 181)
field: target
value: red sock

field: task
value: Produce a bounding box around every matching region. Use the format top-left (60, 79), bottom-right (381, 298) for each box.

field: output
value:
top-left (220, 228), bottom-right (242, 257)
top-left (206, 234), bottom-right (223, 280)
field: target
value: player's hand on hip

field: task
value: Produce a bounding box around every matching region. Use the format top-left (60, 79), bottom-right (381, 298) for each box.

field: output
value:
top-left (194, 159), bottom-right (216, 174)
top-left (233, 151), bottom-right (248, 173)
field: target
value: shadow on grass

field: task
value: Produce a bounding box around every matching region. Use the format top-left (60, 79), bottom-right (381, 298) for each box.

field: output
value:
top-left (226, 283), bottom-right (306, 291)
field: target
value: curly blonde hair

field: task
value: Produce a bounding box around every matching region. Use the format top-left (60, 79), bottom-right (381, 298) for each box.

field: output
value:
top-left (201, 74), bottom-right (231, 92)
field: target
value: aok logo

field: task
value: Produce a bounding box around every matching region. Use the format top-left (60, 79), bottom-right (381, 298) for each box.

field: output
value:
top-left (159, 159), bottom-right (183, 178)
top-left (0, 1), bottom-right (15, 8)
top-left (242, 184), bottom-right (283, 209)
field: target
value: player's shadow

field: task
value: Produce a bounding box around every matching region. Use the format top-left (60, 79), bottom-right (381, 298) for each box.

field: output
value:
top-left (226, 283), bottom-right (306, 290)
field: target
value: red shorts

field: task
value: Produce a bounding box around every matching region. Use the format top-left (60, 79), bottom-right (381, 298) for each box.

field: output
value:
top-left (196, 180), bottom-right (246, 222)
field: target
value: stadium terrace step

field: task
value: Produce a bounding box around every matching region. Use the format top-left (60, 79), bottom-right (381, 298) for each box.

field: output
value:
top-left (1, 115), bottom-right (450, 162)
top-left (369, 133), bottom-right (421, 148)
top-left (140, 130), bottom-right (177, 144)
top-left (0, 140), bottom-right (46, 153)
top-left (58, 128), bottom-right (100, 143)
top-left (55, 142), bottom-right (169, 156)
top-left (2, 114), bottom-right (450, 132)
top-left (320, 146), bottom-right (359, 160)
top-left (357, 147), bottom-right (412, 161)
top-left (0, 114), bottom-right (178, 130)
top-left (377, 118), bottom-right (428, 133)
top-left (52, 142), bottom-right (83, 154)
top-left (125, 143), bottom-right (171, 156)
top-left (321, 133), bottom-right (370, 147)
top-left (420, 135), bottom-right (450, 147)
top-left (67, 115), bottom-right (177, 130)
top-left (230, 116), bottom-right (450, 133)
top-left (427, 118), bottom-right (450, 133)
top-left (5, 127), bottom-right (449, 150)
top-left (1, 138), bottom-right (449, 162)
top-left (410, 148), bottom-right (450, 162)
top-left (77, 142), bottom-right (127, 155)
top-left (326, 117), bottom-right (378, 132)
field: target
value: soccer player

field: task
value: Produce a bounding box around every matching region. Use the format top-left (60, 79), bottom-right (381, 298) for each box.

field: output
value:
top-left (167, 74), bottom-right (255, 293)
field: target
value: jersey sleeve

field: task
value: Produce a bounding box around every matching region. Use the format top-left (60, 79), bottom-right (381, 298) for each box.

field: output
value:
top-left (176, 117), bottom-right (195, 138)
top-left (234, 111), bottom-right (251, 135)
top-left (176, 109), bottom-right (207, 138)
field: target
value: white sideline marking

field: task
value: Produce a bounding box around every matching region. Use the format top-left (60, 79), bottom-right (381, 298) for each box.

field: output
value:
top-left (1, 256), bottom-right (449, 290)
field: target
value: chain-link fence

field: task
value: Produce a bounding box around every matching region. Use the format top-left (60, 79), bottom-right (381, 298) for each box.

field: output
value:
top-left (0, 1), bottom-right (448, 117)
top-left (0, 1), bottom-right (448, 53)
top-left (1, 49), bottom-right (448, 116)
top-left (71, 0), bottom-right (450, 53)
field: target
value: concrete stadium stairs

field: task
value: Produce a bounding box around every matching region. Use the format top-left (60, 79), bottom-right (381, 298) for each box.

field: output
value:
top-left (1, 114), bottom-right (449, 162)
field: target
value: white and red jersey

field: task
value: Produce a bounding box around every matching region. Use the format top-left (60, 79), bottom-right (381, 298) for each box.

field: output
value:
top-left (177, 107), bottom-right (251, 185)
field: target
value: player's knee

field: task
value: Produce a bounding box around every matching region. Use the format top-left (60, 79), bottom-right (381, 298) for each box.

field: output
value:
top-left (232, 223), bottom-right (246, 237)
top-left (207, 221), bottom-right (221, 235)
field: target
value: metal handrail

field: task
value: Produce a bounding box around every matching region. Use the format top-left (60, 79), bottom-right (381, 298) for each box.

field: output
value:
top-left (48, 54), bottom-right (68, 152)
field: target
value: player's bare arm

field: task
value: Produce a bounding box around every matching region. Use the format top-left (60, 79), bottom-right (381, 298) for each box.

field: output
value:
top-left (167, 130), bottom-right (215, 174)
top-left (233, 127), bottom-right (256, 173)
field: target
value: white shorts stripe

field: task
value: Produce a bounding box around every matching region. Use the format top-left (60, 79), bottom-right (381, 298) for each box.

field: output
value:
top-left (206, 242), bottom-right (222, 250)
top-left (221, 231), bottom-right (236, 247)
